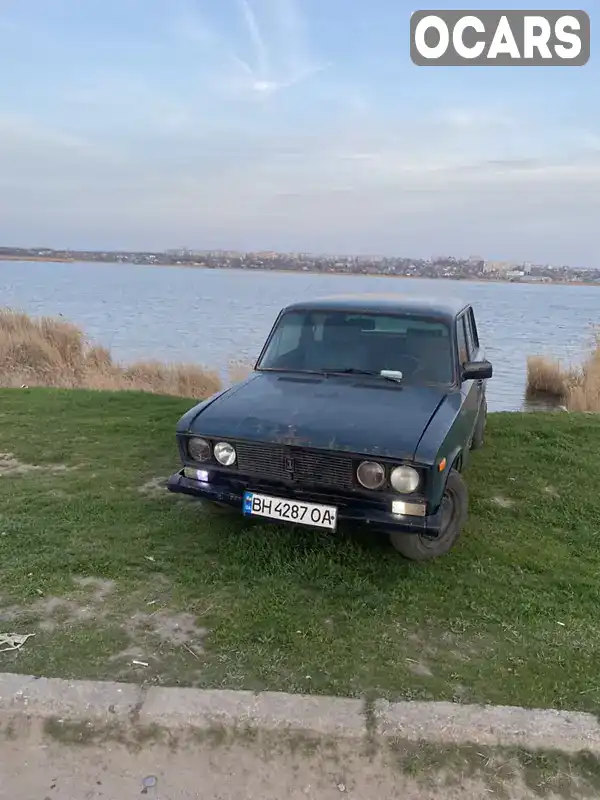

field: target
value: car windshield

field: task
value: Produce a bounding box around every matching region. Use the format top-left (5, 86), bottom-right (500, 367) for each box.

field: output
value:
top-left (257, 309), bottom-right (455, 385)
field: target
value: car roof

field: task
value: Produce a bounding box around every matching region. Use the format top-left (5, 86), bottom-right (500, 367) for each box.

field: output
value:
top-left (281, 293), bottom-right (469, 322)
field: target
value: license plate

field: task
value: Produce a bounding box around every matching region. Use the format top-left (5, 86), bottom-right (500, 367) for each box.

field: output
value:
top-left (243, 491), bottom-right (338, 530)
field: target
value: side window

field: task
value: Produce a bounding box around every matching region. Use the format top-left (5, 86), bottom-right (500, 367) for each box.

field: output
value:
top-left (468, 308), bottom-right (480, 350)
top-left (456, 316), bottom-right (469, 366)
top-left (464, 308), bottom-right (477, 359)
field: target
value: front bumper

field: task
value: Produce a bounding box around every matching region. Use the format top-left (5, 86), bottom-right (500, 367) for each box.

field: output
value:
top-left (167, 469), bottom-right (444, 537)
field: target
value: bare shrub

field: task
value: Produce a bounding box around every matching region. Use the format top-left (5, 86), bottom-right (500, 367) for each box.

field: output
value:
top-left (526, 332), bottom-right (600, 412)
top-left (525, 356), bottom-right (572, 401)
top-left (228, 359), bottom-right (253, 384)
top-left (0, 308), bottom-right (221, 398)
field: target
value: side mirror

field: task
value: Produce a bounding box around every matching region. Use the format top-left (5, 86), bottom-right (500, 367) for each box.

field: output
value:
top-left (462, 360), bottom-right (493, 381)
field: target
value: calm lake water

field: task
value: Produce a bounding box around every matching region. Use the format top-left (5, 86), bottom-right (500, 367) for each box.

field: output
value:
top-left (2, 259), bottom-right (598, 412)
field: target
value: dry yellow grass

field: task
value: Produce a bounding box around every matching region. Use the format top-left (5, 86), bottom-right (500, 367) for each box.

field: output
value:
top-left (228, 359), bottom-right (253, 383)
top-left (0, 308), bottom-right (223, 398)
top-left (526, 332), bottom-right (600, 412)
top-left (525, 356), bottom-right (575, 401)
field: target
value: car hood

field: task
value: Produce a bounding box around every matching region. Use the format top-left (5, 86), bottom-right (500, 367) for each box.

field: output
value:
top-left (186, 371), bottom-right (449, 461)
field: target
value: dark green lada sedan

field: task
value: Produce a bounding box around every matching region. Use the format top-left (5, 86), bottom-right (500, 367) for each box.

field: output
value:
top-left (167, 294), bottom-right (493, 561)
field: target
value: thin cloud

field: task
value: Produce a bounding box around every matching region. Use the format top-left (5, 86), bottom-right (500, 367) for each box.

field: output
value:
top-left (437, 108), bottom-right (516, 130)
top-left (567, 129), bottom-right (600, 151)
top-left (238, 0), bottom-right (269, 77)
top-left (0, 113), bottom-right (109, 156)
top-left (271, 0), bottom-right (328, 85)
top-left (63, 74), bottom-right (192, 134)
top-left (174, 0), bottom-right (328, 99)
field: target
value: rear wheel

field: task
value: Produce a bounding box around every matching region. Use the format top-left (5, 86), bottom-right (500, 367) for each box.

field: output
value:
top-left (389, 470), bottom-right (468, 561)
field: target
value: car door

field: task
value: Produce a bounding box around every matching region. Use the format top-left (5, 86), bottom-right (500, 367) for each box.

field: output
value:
top-left (463, 306), bottom-right (485, 412)
top-left (456, 311), bottom-right (480, 445)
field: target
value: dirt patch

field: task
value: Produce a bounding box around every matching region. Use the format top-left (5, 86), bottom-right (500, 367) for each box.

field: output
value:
top-left (0, 575), bottom-right (208, 677)
top-left (449, 649), bottom-right (472, 663)
top-left (0, 453), bottom-right (79, 476)
top-left (0, 577), bottom-right (116, 632)
top-left (73, 577), bottom-right (116, 603)
top-left (107, 645), bottom-right (152, 664)
top-left (139, 476), bottom-right (201, 508)
top-left (405, 659), bottom-right (433, 678)
top-left (138, 476), bottom-right (169, 495)
top-left (125, 610), bottom-right (208, 654)
top-left (108, 608), bottom-right (209, 673)
top-left (492, 495), bottom-right (514, 508)
top-left (450, 683), bottom-right (470, 702)
top-left (544, 485), bottom-right (560, 497)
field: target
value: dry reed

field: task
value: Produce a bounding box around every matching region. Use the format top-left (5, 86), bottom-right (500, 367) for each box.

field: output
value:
top-left (228, 359), bottom-right (253, 383)
top-left (526, 331), bottom-right (600, 412)
top-left (0, 308), bottom-right (224, 398)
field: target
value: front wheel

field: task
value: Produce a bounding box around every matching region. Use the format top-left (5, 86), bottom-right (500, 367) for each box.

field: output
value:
top-left (389, 470), bottom-right (468, 561)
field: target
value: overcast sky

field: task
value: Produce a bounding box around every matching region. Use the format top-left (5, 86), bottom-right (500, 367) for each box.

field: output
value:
top-left (0, 0), bottom-right (598, 265)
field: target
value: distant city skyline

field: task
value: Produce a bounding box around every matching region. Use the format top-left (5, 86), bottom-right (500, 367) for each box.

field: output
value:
top-left (3, 244), bottom-right (599, 284)
top-left (1, 242), bottom-right (598, 271)
top-left (0, 0), bottom-right (598, 264)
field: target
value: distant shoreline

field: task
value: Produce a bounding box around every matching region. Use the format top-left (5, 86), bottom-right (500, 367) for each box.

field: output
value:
top-left (2, 255), bottom-right (599, 288)
top-left (1, 255), bottom-right (76, 263)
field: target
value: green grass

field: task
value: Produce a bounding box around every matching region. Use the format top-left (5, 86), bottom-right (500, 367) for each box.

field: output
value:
top-left (1, 387), bottom-right (600, 712)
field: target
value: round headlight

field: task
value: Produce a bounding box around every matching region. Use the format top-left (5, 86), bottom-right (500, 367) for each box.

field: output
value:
top-left (214, 441), bottom-right (236, 466)
top-left (390, 466), bottom-right (420, 493)
top-left (188, 437), bottom-right (211, 462)
top-left (356, 460), bottom-right (385, 490)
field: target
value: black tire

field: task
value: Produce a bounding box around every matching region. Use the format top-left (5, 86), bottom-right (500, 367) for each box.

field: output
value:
top-left (389, 469), bottom-right (468, 561)
top-left (470, 398), bottom-right (487, 450)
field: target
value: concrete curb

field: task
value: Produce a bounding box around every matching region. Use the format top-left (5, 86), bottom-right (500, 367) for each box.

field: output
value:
top-left (2, 672), bottom-right (600, 754)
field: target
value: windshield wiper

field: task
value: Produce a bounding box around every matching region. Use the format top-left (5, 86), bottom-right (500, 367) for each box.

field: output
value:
top-left (323, 368), bottom-right (404, 383)
top-left (257, 367), bottom-right (325, 376)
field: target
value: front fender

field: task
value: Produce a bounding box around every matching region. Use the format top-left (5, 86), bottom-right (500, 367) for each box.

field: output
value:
top-left (415, 392), bottom-right (465, 510)
top-left (426, 440), bottom-right (465, 512)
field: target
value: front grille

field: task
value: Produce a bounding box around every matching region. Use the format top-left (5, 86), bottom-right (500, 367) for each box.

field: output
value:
top-left (234, 441), bottom-right (354, 491)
